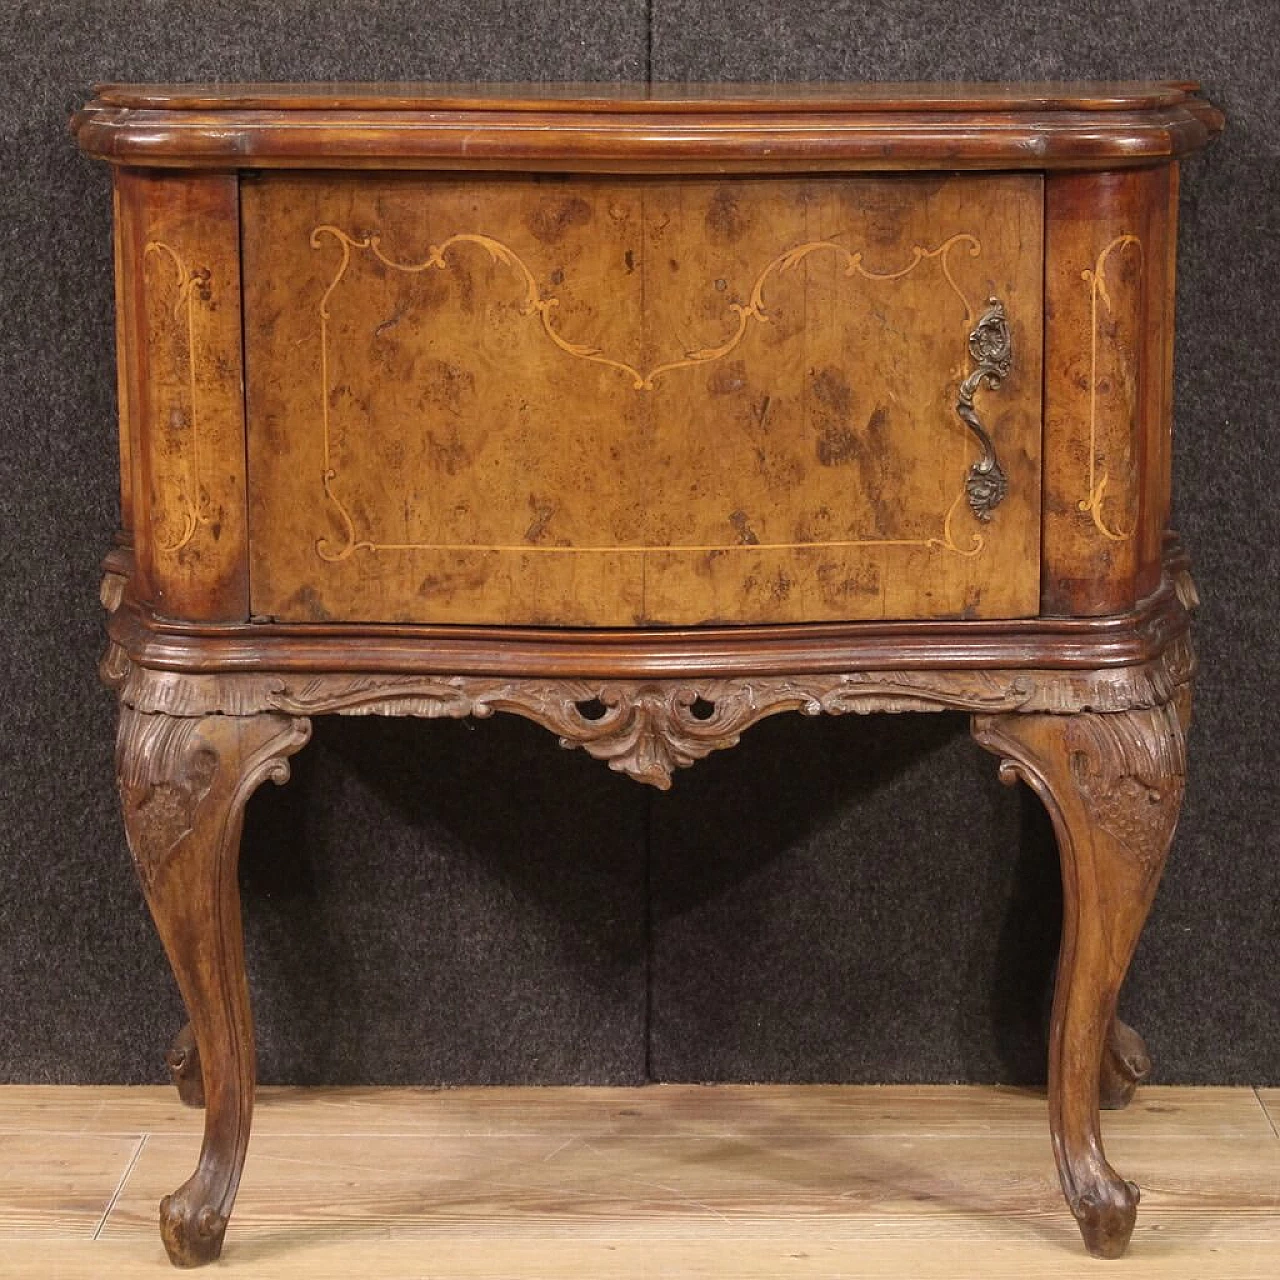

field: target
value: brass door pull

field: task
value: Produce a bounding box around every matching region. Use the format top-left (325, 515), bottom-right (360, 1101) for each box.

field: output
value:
top-left (958, 298), bottom-right (1012, 520)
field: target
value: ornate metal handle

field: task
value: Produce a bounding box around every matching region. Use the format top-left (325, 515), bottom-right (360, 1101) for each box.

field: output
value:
top-left (957, 298), bottom-right (1012, 520)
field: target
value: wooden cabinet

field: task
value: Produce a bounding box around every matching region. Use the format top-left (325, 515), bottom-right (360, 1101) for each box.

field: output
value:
top-left (75, 81), bottom-right (1221, 1267)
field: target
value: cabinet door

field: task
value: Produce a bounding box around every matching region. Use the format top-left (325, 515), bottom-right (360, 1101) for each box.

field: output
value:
top-left (244, 173), bottom-right (1042, 626)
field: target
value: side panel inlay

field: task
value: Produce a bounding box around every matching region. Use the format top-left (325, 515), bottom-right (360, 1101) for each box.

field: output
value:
top-left (1079, 235), bottom-right (1145, 542)
top-left (1042, 167), bottom-right (1171, 616)
top-left (118, 170), bottom-right (249, 621)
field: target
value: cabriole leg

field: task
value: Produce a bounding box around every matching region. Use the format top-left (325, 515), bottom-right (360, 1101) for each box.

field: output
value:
top-left (973, 694), bottom-right (1187, 1258)
top-left (166, 1021), bottom-right (205, 1108)
top-left (1100, 1017), bottom-right (1152, 1110)
top-left (117, 707), bottom-right (310, 1268)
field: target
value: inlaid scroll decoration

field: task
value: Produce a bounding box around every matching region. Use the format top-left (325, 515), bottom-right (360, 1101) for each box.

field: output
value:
top-left (144, 241), bottom-right (214, 552)
top-left (1080, 235), bottom-right (1144, 542)
top-left (309, 226), bottom-right (993, 564)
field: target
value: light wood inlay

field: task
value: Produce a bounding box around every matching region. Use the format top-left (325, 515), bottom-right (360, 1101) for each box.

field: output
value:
top-left (1080, 233), bottom-right (1145, 542)
top-left (244, 173), bottom-right (1043, 627)
top-left (116, 170), bottom-right (249, 621)
top-left (1041, 166), bottom-right (1171, 615)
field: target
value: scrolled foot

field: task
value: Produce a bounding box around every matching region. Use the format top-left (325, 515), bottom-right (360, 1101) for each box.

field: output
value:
top-left (165, 1022), bottom-right (205, 1109)
top-left (1099, 1017), bottom-right (1152, 1110)
top-left (119, 709), bottom-right (310, 1268)
top-left (159, 1182), bottom-right (229, 1268)
top-left (974, 702), bottom-right (1186, 1259)
top-left (1071, 1176), bottom-right (1140, 1259)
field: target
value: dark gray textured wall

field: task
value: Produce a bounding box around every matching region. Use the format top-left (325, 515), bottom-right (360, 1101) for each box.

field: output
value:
top-left (0, 1), bottom-right (1275, 1087)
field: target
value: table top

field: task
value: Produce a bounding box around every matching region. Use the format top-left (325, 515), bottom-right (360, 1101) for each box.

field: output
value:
top-left (91, 80), bottom-right (1204, 113)
top-left (73, 80), bottom-right (1223, 171)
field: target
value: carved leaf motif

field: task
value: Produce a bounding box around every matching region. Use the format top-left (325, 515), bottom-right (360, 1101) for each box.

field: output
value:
top-left (266, 675), bottom-right (475, 719)
top-left (115, 709), bottom-right (311, 889)
top-left (256, 672), bottom-right (1039, 789)
top-left (1063, 705), bottom-right (1187, 879)
top-left (975, 702), bottom-right (1188, 885)
top-left (116, 712), bottom-right (218, 889)
top-left (104, 592), bottom-right (1192, 793)
top-left (488, 673), bottom-right (1038, 786)
top-left (109, 666), bottom-right (1187, 792)
top-left (99, 569), bottom-right (130, 689)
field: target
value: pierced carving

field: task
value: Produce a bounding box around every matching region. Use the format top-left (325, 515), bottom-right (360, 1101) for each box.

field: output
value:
top-left (263, 671), bottom-right (1043, 790)
top-left (103, 560), bottom-right (1194, 794)
top-left (510, 682), bottom-right (756, 789)
top-left (254, 672), bottom-right (1042, 789)
top-left (957, 298), bottom-right (1012, 520)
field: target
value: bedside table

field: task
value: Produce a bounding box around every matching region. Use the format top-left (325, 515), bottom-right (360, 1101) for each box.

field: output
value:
top-left (74, 80), bottom-right (1222, 1266)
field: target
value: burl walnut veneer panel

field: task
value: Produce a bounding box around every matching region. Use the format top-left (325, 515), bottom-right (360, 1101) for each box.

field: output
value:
top-left (243, 173), bottom-right (1042, 626)
top-left (114, 170), bottom-right (250, 621)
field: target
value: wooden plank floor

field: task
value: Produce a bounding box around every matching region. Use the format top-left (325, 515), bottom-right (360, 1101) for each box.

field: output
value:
top-left (1, 1084), bottom-right (1277, 1277)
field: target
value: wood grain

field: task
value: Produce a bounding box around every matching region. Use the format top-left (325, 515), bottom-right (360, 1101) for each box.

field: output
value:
top-left (89, 81), bottom-right (1210, 112)
top-left (6, 1237), bottom-right (1280, 1280)
top-left (116, 709), bottom-right (311, 1265)
top-left (100, 1130), bottom-right (1280, 1241)
top-left (0, 1084), bottom-right (1272, 1140)
top-left (115, 170), bottom-right (249, 621)
top-left (105, 563), bottom-right (1195, 683)
top-left (1041, 168), bottom-right (1169, 615)
top-left (974, 700), bottom-right (1189, 1257)
top-left (1257, 1090), bottom-right (1280, 1134)
top-left (3, 1086), bottom-right (1274, 1276)
top-left (71, 82), bottom-right (1225, 173)
top-left (244, 172), bottom-right (1042, 626)
top-left (0, 1132), bottom-right (142, 1238)
top-left (110, 180), bottom-right (137, 543)
top-left (1136, 164), bottom-right (1180, 599)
